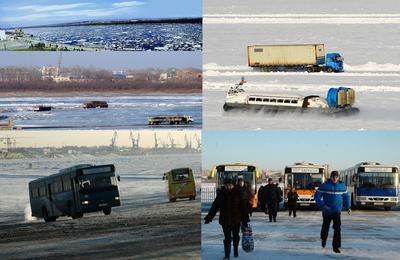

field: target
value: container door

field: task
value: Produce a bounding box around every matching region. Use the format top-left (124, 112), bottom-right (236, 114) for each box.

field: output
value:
top-left (315, 44), bottom-right (325, 64)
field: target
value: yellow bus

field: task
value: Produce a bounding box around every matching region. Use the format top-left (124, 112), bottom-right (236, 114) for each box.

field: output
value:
top-left (163, 168), bottom-right (196, 202)
top-left (210, 163), bottom-right (261, 208)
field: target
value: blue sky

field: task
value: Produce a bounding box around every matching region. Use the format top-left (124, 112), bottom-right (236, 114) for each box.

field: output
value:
top-left (0, 51), bottom-right (202, 70)
top-left (202, 131), bottom-right (400, 171)
top-left (0, 0), bottom-right (202, 27)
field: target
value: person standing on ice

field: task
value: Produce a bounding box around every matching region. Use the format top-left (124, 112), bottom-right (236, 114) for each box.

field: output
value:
top-left (264, 178), bottom-right (280, 222)
top-left (287, 187), bottom-right (298, 218)
top-left (204, 178), bottom-right (250, 260)
top-left (314, 170), bottom-right (351, 254)
top-left (237, 178), bottom-right (253, 217)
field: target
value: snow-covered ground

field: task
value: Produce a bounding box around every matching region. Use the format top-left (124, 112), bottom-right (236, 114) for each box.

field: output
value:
top-left (202, 210), bottom-right (400, 259)
top-left (203, 0), bottom-right (400, 130)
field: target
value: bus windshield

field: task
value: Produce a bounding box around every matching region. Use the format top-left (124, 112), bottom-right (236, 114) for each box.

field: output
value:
top-left (289, 173), bottom-right (323, 189)
top-left (79, 174), bottom-right (118, 192)
top-left (217, 170), bottom-right (254, 187)
top-left (171, 169), bottom-right (191, 182)
top-left (358, 172), bottom-right (396, 188)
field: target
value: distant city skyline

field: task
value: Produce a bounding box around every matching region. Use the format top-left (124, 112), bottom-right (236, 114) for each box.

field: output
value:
top-left (202, 131), bottom-right (400, 171)
top-left (0, 52), bottom-right (202, 70)
top-left (0, 0), bottom-right (202, 28)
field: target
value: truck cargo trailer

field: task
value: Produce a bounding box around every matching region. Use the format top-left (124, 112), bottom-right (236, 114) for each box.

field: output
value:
top-left (247, 44), bottom-right (343, 73)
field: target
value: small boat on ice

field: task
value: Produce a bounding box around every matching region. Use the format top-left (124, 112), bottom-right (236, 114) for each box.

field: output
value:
top-left (33, 105), bottom-right (52, 112)
top-left (223, 78), bottom-right (359, 115)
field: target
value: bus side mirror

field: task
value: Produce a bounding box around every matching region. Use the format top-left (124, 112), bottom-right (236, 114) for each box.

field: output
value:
top-left (117, 176), bottom-right (121, 182)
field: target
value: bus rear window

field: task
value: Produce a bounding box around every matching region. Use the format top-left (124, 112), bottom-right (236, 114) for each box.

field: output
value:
top-left (173, 173), bottom-right (190, 181)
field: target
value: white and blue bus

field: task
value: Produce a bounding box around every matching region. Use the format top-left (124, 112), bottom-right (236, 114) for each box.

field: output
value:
top-left (341, 162), bottom-right (399, 210)
top-left (29, 164), bottom-right (121, 222)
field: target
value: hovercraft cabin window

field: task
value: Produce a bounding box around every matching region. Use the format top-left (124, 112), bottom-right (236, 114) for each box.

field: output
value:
top-left (277, 99), bottom-right (284, 103)
top-left (291, 100), bottom-right (298, 104)
top-left (254, 48), bottom-right (263, 53)
top-left (249, 97), bottom-right (255, 101)
top-left (263, 98), bottom-right (269, 102)
top-left (256, 98), bottom-right (262, 102)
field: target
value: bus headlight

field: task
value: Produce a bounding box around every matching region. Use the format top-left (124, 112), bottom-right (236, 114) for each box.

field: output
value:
top-left (82, 200), bottom-right (90, 205)
top-left (115, 196), bottom-right (120, 200)
top-left (358, 197), bottom-right (366, 201)
top-left (390, 197), bottom-right (398, 202)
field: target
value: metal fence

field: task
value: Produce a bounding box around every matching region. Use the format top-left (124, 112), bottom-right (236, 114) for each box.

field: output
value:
top-left (201, 187), bottom-right (216, 203)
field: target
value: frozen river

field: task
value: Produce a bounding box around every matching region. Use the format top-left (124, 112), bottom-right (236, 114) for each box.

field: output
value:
top-left (203, 0), bottom-right (400, 130)
top-left (202, 210), bottom-right (400, 259)
top-left (0, 95), bottom-right (202, 129)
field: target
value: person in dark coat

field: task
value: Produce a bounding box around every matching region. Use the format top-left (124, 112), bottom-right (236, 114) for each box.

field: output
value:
top-left (204, 179), bottom-right (250, 260)
top-left (237, 178), bottom-right (253, 217)
top-left (287, 187), bottom-right (299, 218)
top-left (315, 171), bottom-right (351, 254)
top-left (257, 185), bottom-right (266, 213)
top-left (264, 178), bottom-right (280, 222)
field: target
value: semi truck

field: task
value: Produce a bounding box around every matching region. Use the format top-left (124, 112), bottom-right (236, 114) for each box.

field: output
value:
top-left (247, 44), bottom-right (344, 73)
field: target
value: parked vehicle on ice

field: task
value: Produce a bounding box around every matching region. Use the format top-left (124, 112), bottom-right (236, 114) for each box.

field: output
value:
top-left (247, 44), bottom-right (344, 72)
top-left (33, 105), bottom-right (52, 112)
top-left (163, 168), bottom-right (196, 202)
top-left (341, 162), bottom-right (399, 210)
top-left (83, 101), bottom-right (108, 108)
top-left (148, 115), bottom-right (193, 125)
top-left (223, 78), bottom-right (359, 115)
top-left (29, 164), bottom-right (121, 222)
top-left (284, 162), bottom-right (328, 208)
top-left (209, 163), bottom-right (260, 209)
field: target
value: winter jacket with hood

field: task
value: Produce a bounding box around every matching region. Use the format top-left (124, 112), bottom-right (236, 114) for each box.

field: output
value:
top-left (315, 179), bottom-right (351, 215)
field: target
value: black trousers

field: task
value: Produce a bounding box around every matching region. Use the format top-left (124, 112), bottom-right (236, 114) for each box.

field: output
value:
top-left (288, 206), bottom-right (296, 217)
top-left (266, 202), bottom-right (277, 221)
top-left (222, 224), bottom-right (240, 257)
top-left (320, 213), bottom-right (341, 248)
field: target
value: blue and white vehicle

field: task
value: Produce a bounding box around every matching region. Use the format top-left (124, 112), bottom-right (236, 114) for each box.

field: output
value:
top-left (223, 79), bottom-right (359, 115)
top-left (341, 162), bottom-right (399, 210)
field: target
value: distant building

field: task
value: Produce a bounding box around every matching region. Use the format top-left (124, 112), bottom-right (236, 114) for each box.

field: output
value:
top-left (41, 66), bottom-right (58, 80)
top-left (159, 73), bottom-right (168, 81)
top-left (112, 70), bottom-right (127, 79)
top-left (0, 30), bottom-right (6, 41)
top-left (176, 69), bottom-right (202, 80)
top-left (166, 68), bottom-right (177, 79)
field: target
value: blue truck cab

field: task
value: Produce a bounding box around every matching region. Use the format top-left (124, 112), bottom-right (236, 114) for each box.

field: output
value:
top-left (325, 53), bottom-right (344, 72)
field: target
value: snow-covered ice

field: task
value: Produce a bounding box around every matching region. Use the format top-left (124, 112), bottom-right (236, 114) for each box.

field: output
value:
top-left (203, 0), bottom-right (400, 130)
top-left (202, 210), bottom-right (400, 259)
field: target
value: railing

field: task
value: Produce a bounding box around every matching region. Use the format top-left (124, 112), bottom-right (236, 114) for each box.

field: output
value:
top-left (201, 186), bottom-right (217, 203)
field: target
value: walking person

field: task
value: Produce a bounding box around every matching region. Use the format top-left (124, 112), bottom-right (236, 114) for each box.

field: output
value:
top-left (264, 178), bottom-right (280, 222)
top-left (257, 184), bottom-right (266, 214)
top-left (287, 187), bottom-right (298, 218)
top-left (315, 171), bottom-right (351, 254)
top-left (204, 179), bottom-right (250, 260)
top-left (237, 178), bottom-right (253, 217)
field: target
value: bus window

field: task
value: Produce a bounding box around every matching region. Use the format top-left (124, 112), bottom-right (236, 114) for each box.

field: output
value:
top-left (62, 176), bottom-right (71, 191)
top-left (79, 175), bottom-right (117, 191)
top-left (173, 173), bottom-right (189, 181)
top-left (39, 183), bottom-right (46, 197)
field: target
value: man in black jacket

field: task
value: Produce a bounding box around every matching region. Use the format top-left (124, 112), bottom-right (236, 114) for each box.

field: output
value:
top-left (237, 178), bottom-right (253, 216)
top-left (287, 187), bottom-right (299, 218)
top-left (265, 178), bottom-right (280, 222)
top-left (204, 179), bottom-right (250, 260)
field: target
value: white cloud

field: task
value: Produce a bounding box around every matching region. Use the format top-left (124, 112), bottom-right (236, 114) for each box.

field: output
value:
top-left (17, 3), bottom-right (94, 12)
top-left (112, 1), bottom-right (145, 8)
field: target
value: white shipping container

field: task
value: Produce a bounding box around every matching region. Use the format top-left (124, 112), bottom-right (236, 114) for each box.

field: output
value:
top-left (0, 30), bottom-right (6, 41)
top-left (248, 44), bottom-right (325, 67)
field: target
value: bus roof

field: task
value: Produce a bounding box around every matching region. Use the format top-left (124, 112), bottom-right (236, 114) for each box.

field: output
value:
top-left (29, 164), bottom-right (115, 184)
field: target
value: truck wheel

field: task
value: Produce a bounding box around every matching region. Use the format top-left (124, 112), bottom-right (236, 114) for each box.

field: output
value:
top-left (223, 103), bottom-right (229, 111)
top-left (169, 198), bottom-right (177, 202)
top-left (103, 207), bottom-right (112, 215)
top-left (326, 67), bottom-right (334, 73)
top-left (306, 67), bottom-right (313, 73)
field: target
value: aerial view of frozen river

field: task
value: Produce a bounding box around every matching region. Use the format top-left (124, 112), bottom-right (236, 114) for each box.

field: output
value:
top-left (203, 0), bottom-right (400, 130)
top-left (0, 95), bottom-right (202, 129)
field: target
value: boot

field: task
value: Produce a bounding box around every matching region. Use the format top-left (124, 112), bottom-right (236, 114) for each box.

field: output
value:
top-left (224, 241), bottom-right (231, 259)
top-left (233, 241), bottom-right (239, 257)
top-left (333, 247), bottom-right (341, 253)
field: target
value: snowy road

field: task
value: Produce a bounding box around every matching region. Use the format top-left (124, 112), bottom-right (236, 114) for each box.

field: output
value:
top-left (202, 210), bottom-right (400, 259)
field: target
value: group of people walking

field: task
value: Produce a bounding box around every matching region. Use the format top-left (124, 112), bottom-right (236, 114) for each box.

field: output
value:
top-left (204, 171), bottom-right (351, 259)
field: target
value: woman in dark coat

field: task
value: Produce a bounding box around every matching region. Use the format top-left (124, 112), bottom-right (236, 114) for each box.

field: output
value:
top-left (204, 179), bottom-right (250, 260)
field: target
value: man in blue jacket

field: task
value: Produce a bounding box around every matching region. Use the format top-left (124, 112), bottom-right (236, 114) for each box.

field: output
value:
top-left (314, 170), bottom-right (351, 254)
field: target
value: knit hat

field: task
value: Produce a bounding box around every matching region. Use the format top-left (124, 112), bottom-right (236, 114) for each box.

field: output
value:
top-left (330, 171), bottom-right (340, 177)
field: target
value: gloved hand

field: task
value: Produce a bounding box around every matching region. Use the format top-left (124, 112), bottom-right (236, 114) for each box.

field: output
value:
top-left (204, 219), bottom-right (211, 224)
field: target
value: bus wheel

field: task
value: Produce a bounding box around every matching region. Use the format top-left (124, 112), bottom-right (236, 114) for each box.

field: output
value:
top-left (169, 198), bottom-right (176, 202)
top-left (384, 206), bottom-right (391, 211)
top-left (189, 196), bottom-right (195, 200)
top-left (42, 208), bottom-right (53, 223)
top-left (326, 67), bottom-right (334, 73)
top-left (103, 207), bottom-right (112, 215)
